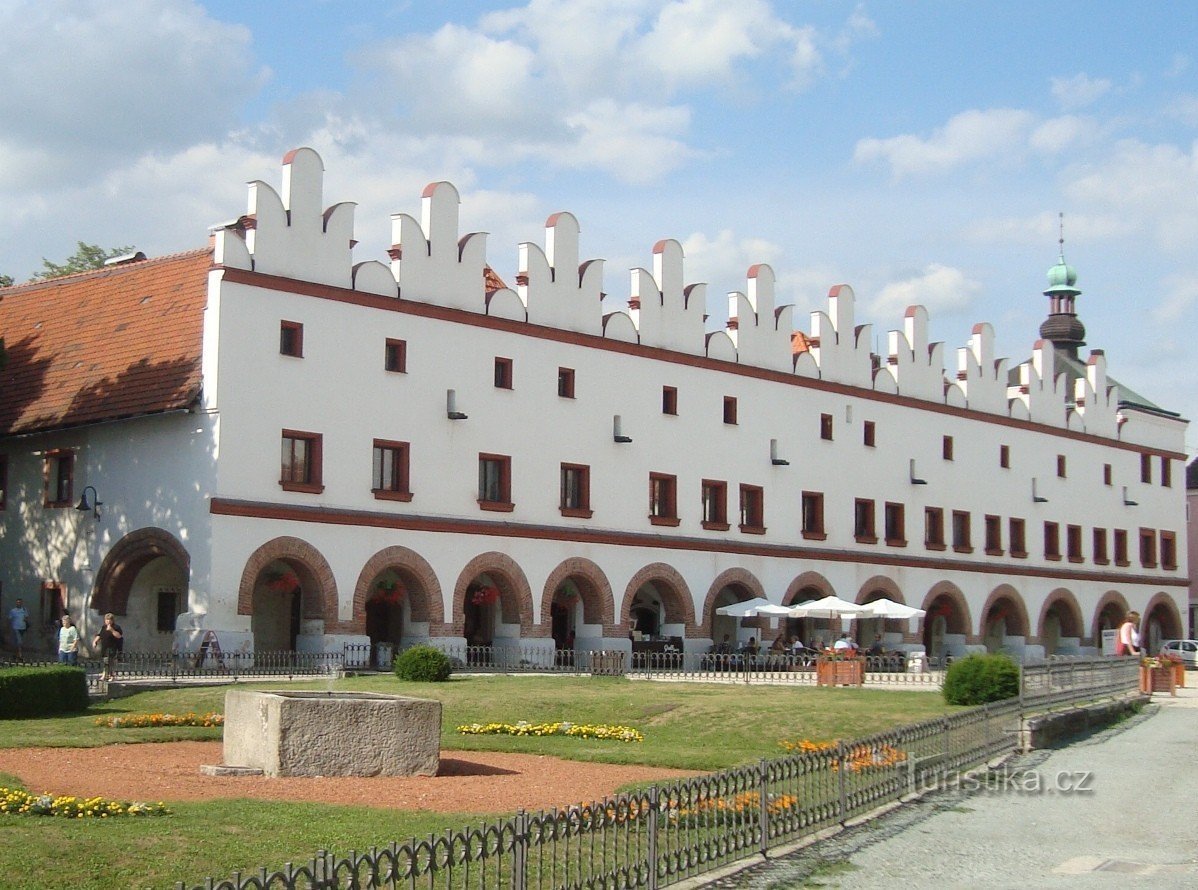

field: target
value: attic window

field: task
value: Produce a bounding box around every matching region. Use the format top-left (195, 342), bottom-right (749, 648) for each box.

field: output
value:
top-left (280, 321), bottom-right (303, 358)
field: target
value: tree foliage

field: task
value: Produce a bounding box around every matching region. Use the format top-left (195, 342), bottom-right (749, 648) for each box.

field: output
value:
top-left (32, 242), bottom-right (135, 281)
top-left (0, 274), bottom-right (13, 287)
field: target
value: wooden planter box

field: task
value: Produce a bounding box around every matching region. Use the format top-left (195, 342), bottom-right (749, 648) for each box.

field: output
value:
top-left (816, 657), bottom-right (864, 687)
top-left (1140, 665), bottom-right (1177, 696)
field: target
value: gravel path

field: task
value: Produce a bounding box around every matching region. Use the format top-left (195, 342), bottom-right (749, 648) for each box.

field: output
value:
top-left (708, 686), bottom-right (1198, 888)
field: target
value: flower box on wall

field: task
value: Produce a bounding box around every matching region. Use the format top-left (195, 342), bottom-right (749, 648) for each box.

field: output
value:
top-left (1139, 663), bottom-right (1177, 696)
top-left (816, 656), bottom-right (864, 687)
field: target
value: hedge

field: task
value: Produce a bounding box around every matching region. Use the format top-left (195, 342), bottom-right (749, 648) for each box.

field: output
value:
top-left (0, 666), bottom-right (90, 718)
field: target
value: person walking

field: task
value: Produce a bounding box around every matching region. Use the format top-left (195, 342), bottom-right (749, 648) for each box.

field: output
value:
top-left (1117, 610), bottom-right (1141, 656)
top-left (7, 598), bottom-right (29, 659)
top-left (92, 613), bottom-right (124, 681)
top-left (56, 615), bottom-right (79, 665)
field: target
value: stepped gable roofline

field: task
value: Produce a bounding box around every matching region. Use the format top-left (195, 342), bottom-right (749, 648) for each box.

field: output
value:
top-left (0, 247), bottom-right (211, 437)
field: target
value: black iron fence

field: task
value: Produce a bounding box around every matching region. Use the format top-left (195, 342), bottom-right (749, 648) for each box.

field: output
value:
top-left (177, 656), bottom-right (1138, 889)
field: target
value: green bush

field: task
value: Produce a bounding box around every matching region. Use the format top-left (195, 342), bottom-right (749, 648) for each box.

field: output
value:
top-left (393, 645), bottom-right (452, 682)
top-left (941, 653), bottom-right (1020, 705)
top-left (0, 666), bottom-right (90, 718)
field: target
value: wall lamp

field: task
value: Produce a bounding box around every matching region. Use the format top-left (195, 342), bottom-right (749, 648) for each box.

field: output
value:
top-left (1032, 478), bottom-right (1048, 504)
top-left (770, 438), bottom-right (790, 466)
top-left (909, 459), bottom-right (927, 485)
top-left (76, 485), bottom-right (103, 520)
top-left (446, 389), bottom-right (468, 420)
top-left (613, 415), bottom-right (633, 444)
top-left (1122, 486), bottom-right (1138, 507)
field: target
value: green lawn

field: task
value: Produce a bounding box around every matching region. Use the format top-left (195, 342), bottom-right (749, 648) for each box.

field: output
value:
top-left (0, 675), bottom-right (954, 888)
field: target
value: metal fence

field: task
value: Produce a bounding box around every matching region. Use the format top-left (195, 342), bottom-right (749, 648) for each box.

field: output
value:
top-left (178, 655), bottom-right (1138, 890)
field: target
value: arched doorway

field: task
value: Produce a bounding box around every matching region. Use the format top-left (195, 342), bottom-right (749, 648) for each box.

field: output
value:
top-left (364, 570), bottom-right (405, 667)
top-left (453, 553), bottom-right (536, 665)
top-left (540, 559), bottom-right (616, 661)
top-left (1038, 590), bottom-right (1084, 656)
top-left (621, 564), bottom-right (694, 660)
top-left (91, 528), bottom-right (190, 654)
top-left (1092, 591), bottom-right (1129, 654)
top-left (701, 569), bottom-right (767, 650)
top-left (784, 585), bottom-right (830, 650)
top-left (1143, 594), bottom-right (1184, 655)
top-left (920, 585), bottom-right (970, 664)
top-left (981, 592), bottom-right (1028, 655)
top-left (856, 579), bottom-right (906, 653)
top-left (251, 560), bottom-right (306, 651)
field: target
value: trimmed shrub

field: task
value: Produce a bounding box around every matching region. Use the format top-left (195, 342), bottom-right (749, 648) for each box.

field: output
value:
top-left (0, 666), bottom-right (90, 718)
top-left (942, 653), bottom-right (1020, 705)
top-left (393, 645), bottom-right (452, 682)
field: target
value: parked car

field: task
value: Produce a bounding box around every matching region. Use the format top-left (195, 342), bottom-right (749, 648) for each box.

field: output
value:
top-left (1160, 639), bottom-right (1198, 668)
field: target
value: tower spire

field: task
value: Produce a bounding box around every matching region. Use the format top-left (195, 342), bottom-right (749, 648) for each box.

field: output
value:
top-left (1039, 212), bottom-right (1085, 357)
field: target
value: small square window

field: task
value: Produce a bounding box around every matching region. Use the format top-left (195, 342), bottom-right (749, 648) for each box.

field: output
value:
top-left (43, 449), bottom-right (74, 507)
top-left (942, 435), bottom-right (954, 461)
top-left (1103, 463), bottom-right (1112, 486)
top-left (1113, 529), bottom-right (1129, 566)
top-left (662, 386), bottom-right (678, 415)
top-left (280, 320), bottom-right (303, 357)
top-left (372, 439), bottom-right (412, 501)
top-left (701, 479), bottom-right (729, 530)
top-left (723, 396), bottom-right (738, 425)
top-left (854, 498), bottom-right (877, 543)
top-left (739, 484), bottom-right (764, 533)
top-left (1009, 518), bottom-right (1027, 557)
top-left (1056, 454), bottom-right (1067, 478)
top-left (951, 510), bottom-right (971, 552)
top-left (1044, 521), bottom-right (1061, 560)
top-left (924, 507), bottom-right (945, 549)
top-left (494, 357), bottom-right (513, 389)
top-left (649, 473), bottom-right (679, 526)
top-left (1093, 528), bottom-right (1109, 564)
top-left (884, 502), bottom-right (905, 546)
top-left (984, 515), bottom-right (1002, 555)
top-left (863, 421), bottom-right (876, 447)
top-left (478, 453), bottom-right (513, 511)
top-left (820, 413), bottom-right (833, 441)
top-left (801, 491), bottom-right (825, 539)
top-left (558, 367), bottom-right (575, 399)
top-left (280, 430), bottom-right (323, 493)
top-left (560, 463), bottom-right (591, 517)
top-left (999, 445), bottom-right (1010, 469)
top-left (384, 338), bottom-right (407, 373)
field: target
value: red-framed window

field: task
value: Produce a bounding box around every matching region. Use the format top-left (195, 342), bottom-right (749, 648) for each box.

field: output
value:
top-left (280, 320), bottom-right (304, 357)
top-left (739, 485), bottom-right (764, 534)
top-left (560, 463), bottom-right (591, 518)
top-left (43, 449), bottom-right (74, 507)
top-left (384, 338), bottom-right (407, 373)
top-left (280, 430), bottom-right (323, 493)
top-left (649, 473), bottom-right (679, 526)
top-left (701, 479), bottom-right (729, 530)
top-left (372, 439), bottom-right (412, 501)
top-left (478, 453), bottom-right (513, 511)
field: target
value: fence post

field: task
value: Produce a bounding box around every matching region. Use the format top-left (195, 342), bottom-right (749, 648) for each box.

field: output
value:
top-left (513, 809), bottom-right (528, 890)
top-left (836, 741), bottom-right (848, 823)
top-left (758, 759), bottom-right (770, 857)
top-left (647, 786), bottom-right (659, 890)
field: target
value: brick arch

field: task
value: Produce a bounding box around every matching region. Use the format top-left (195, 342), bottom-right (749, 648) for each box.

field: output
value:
top-left (1091, 590), bottom-right (1130, 642)
top-left (699, 568), bottom-right (766, 638)
top-left (855, 575), bottom-right (905, 605)
top-left (237, 537), bottom-right (341, 629)
top-left (920, 581), bottom-right (972, 637)
top-left (540, 558), bottom-right (617, 635)
top-left (1143, 592), bottom-right (1184, 642)
top-left (452, 551), bottom-right (539, 637)
top-left (978, 584), bottom-right (1030, 637)
top-left (91, 527), bottom-right (190, 617)
top-left (783, 571), bottom-right (834, 606)
top-left (1037, 588), bottom-right (1085, 642)
top-left (620, 563), bottom-right (697, 634)
top-left (353, 546), bottom-right (445, 635)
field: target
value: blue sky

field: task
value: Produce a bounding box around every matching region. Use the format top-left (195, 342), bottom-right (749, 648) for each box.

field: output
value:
top-left (3, 1), bottom-right (1196, 456)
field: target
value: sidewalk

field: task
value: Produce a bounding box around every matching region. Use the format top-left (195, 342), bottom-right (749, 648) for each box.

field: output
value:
top-left (711, 684), bottom-right (1198, 888)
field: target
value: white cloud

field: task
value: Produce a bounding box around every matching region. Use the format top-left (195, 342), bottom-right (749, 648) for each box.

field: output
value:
top-left (560, 100), bottom-right (696, 183)
top-left (1151, 273), bottom-right (1198, 323)
top-left (964, 212), bottom-right (1129, 248)
top-left (1051, 73), bottom-right (1111, 110)
top-left (1029, 115), bottom-right (1099, 154)
top-left (853, 109), bottom-right (1035, 178)
top-left (868, 264), bottom-right (982, 318)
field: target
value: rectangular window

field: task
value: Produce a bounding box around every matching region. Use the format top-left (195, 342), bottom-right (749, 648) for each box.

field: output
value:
top-left (1113, 529), bottom-right (1129, 566)
top-left (280, 320), bottom-right (303, 357)
top-left (999, 444), bottom-right (1010, 468)
top-left (1103, 463), bottom-right (1112, 486)
top-left (942, 435), bottom-right (954, 461)
top-left (884, 502), bottom-right (906, 546)
top-left (854, 498), bottom-right (877, 543)
top-left (1139, 528), bottom-right (1157, 568)
top-left (557, 367), bottom-right (575, 399)
top-left (560, 463), bottom-right (592, 518)
top-left (820, 413), bottom-right (833, 440)
top-left (984, 514), bottom-right (1002, 555)
top-left (156, 590), bottom-right (179, 634)
top-left (1161, 531), bottom-right (1177, 570)
top-left (280, 430), bottom-right (323, 493)
top-left (924, 507), bottom-right (945, 549)
top-left (662, 386), bottom-right (678, 415)
top-left (951, 510), bottom-right (971, 553)
top-left (863, 421), bottom-right (876, 447)
top-left (739, 484), bottom-right (765, 533)
top-left (494, 357), bottom-right (513, 389)
top-left (372, 439), bottom-right (412, 501)
top-left (1140, 453), bottom-right (1151, 483)
top-left (1009, 518), bottom-right (1027, 558)
top-left (701, 479), bottom-right (729, 530)
top-left (384, 338), bottom-right (407, 372)
top-left (723, 396), bottom-right (738, 425)
top-left (1161, 457), bottom-right (1172, 488)
top-left (649, 473), bottom-right (679, 526)
top-left (1093, 528), bottom-right (1109, 564)
top-left (43, 449), bottom-right (74, 507)
top-left (478, 453), bottom-right (513, 511)
top-left (1066, 524), bottom-right (1083, 562)
top-left (0, 455), bottom-right (7, 510)
top-left (1056, 454), bottom-right (1067, 478)
top-left (1044, 521), bottom-right (1061, 560)
top-left (801, 491), bottom-right (826, 539)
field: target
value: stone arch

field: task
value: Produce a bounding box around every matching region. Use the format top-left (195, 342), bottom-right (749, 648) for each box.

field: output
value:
top-left (353, 546), bottom-right (445, 634)
top-left (855, 576), bottom-right (905, 605)
top-left (782, 571), bottom-right (834, 605)
top-left (1091, 590), bottom-right (1130, 643)
top-left (540, 557), bottom-right (617, 634)
top-left (700, 568), bottom-right (767, 638)
top-left (620, 563), bottom-right (697, 634)
top-left (1143, 592), bottom-right (1184, 651)
top-left (452, 551), bottom-right (539, 637)
top-left (978, 584), bottom-right (1031, 638)
top-left (920, 581), bottom-right (972, 636)
top-left (1036, 588), bottom-right (1085, 645)
top-left (91, 527), bottom-right (190, 617)
top-left (237, 536), bottom-right (341, 629)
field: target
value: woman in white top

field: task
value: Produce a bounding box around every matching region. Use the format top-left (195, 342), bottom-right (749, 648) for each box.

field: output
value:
top-left (1118, 611), bottom-right (1141, 656)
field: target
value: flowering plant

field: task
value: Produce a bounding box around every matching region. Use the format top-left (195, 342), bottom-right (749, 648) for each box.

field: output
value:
top-left (471, 585), bottom-right (501, 606)
top-left (265, 570), bottom-right (300, 593)
top-left (778, 738), bottom-right (907, 771)
top-left (0, 787), bottom-right (168, 818)
top-left (94, 712), bottom-right (224, 728)
top-left (457, 720), bottom-right (643, 742)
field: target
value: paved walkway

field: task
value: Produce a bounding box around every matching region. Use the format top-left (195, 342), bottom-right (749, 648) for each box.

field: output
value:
top-left (710, 684), bottom-right (1198, 888)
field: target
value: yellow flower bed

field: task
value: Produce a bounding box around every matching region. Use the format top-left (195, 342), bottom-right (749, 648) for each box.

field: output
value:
top-left (457, 720), bottom-right (643, 742)
top-left (94, 712), bottom-right (224, 729)
top-left (778, 738), bottom-right (907, 771)
top-left (0, 787), bottom-right (168, 818)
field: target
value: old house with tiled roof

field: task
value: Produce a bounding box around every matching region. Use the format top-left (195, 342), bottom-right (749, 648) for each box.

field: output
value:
top-left (0, 148), bottom-right (1188, 662)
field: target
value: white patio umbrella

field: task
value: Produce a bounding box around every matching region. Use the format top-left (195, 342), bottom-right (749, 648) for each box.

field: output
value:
top-left (784, 595), bottom-right (871, 619)
top-left (715, 597), bottom-right (792, 618)
top-left (860, 598), bottom-right (926, 620)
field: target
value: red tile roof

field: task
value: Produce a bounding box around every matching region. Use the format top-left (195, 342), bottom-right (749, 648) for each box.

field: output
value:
top-left (0, 249), bottom-right (211, 436)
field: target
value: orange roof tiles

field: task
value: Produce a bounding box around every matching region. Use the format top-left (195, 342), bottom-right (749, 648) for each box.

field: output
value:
top-left (0, 249), bottom-right (211, 436)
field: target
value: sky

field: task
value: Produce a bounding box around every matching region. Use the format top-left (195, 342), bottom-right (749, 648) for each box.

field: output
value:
top-left (2, 0), bottom-right (1197, 457)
